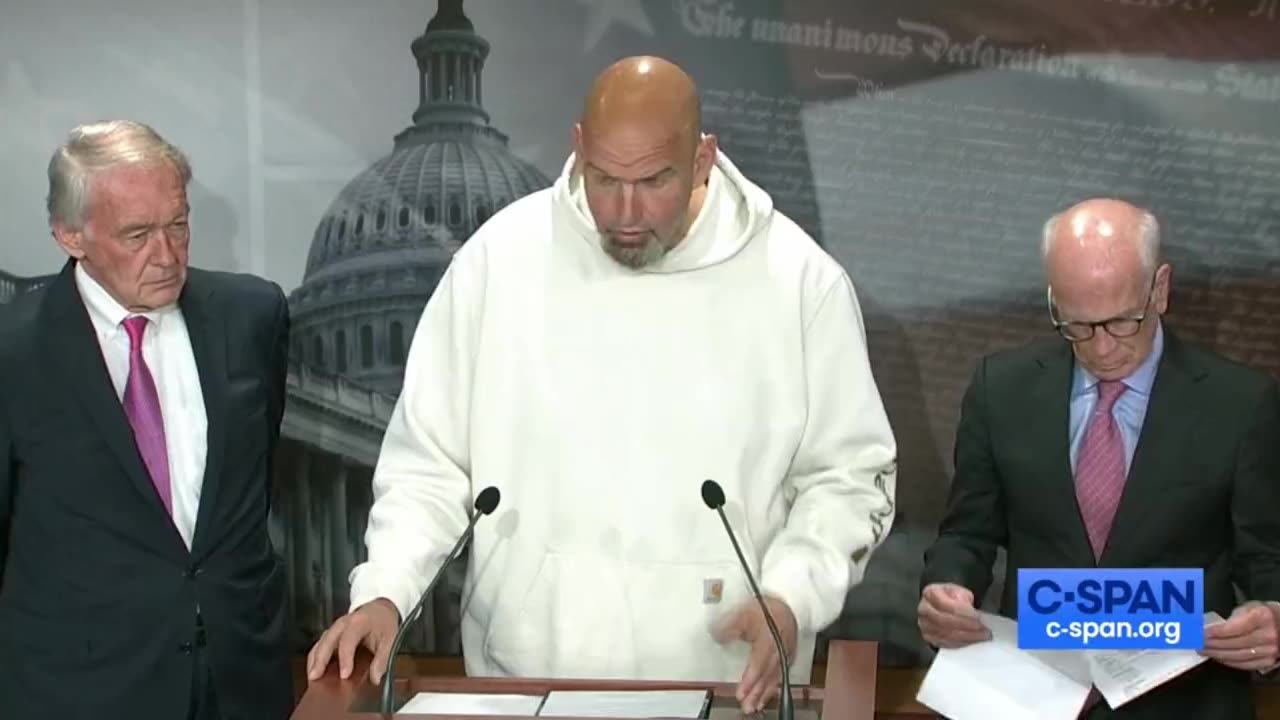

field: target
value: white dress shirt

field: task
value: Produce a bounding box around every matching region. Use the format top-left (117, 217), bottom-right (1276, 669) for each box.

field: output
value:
top-left (74, 263), bottom-right (208, 549)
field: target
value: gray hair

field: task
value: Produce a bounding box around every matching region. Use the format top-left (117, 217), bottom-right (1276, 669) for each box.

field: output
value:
top-left (1041, 205), bottom-right (1160, 277)
top-left (46, 120), bottom-right (192, 229)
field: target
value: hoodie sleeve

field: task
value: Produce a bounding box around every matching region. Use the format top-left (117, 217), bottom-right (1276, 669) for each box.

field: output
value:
top-left (759, 272), bottom-right (898, 635)
top-left (347, 249), bottom-right (484, 621)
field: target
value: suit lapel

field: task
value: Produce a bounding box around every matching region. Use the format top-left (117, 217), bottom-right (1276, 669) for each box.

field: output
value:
top-left (41, 262), bottom-right (182, 536)
top-left (1100, 333), bottom-right (1204, 565)
top-left (1029, 343), bottom-right (1098, 566)
top-left (180, 271), bottom-right (229, 553)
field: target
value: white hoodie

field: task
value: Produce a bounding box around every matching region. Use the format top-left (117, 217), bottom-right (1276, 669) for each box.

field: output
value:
top-left (348, 150), bottom-right (898, 684)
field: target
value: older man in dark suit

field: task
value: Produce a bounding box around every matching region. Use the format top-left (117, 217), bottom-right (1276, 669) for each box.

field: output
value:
top-left (918, 198), bottom-right (1280, 719)
top-left (0, 120), bottom-right (292, 720)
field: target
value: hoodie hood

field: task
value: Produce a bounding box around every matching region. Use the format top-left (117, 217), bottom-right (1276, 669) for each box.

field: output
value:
top-left (552, 148), bottom-right (775, 273)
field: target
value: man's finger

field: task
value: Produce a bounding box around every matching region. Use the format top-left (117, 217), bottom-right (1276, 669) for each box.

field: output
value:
top-left (944, 625), bottom-right (992, 643)
top-left (931, 600), bottom-right (983, 627)
top-left (741, 675), bottom-right (767, 715)
top-left (738, 641), bottom-right (772, 701)
top-left (755, 681), bottom-right (782, 716)
top-left (921, 587), bottom-right (979, 618)
top-left (739, 635), bottom-right (777, 710)
top-left (370, 630), bottom-right (394, 685)
top-left (1201, 647), bottom-right (1279, 671)
top-left (1203, 648), bottom-right (1274, 666)
top-left (744, 674), bottom-right (779, 715)
top-left (919, 607), bottom-right (991, 648)
top-left (924, 584), bottom-right (976, 612)
top-left (1205, 615), bottom-right (1258, 640)
top-left (306, 626), bottom-right (340, 680)
top-left (920, 621), bottom-right (991, 644)
top-left (305, 632), bottom-right (322, 679)
top-left (918, 599), bottom-right (984, 629)
top-left (1204, 627), bottom-right (1275, 652)
top-left (919, 602), bottom-right (988, 637)
top-left (336, 621), bottom-right (366, 680)
top-left (1204, 634), bottom-right (1254, 651)
top-left (921, 628), bottom-right (991, 649)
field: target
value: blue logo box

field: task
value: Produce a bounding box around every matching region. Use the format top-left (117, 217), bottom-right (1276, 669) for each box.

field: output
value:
top-left (1016, 568), bottom-right (1204, 650)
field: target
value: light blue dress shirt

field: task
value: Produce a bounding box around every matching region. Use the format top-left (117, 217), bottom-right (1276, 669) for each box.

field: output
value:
top-left (1068, 322), bottom-right (1165, 475)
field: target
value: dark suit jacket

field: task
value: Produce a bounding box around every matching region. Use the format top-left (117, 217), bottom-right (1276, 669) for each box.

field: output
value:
top-left (0, 260), bottom-right (293, 720)
top-left (922, 329), bottom-right (1280, 719)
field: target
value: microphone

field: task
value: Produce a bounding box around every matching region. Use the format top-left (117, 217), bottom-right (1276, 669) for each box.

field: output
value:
top-left (701, 479), bottom-right (793, 720)
top-left (379, 486), bottom-right (501, 715)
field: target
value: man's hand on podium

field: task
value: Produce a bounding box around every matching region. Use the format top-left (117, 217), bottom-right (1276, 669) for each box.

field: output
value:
top-left (712, 595), bottom-right (798, 715)
top-left (306, 598), bottom-right (400, 684)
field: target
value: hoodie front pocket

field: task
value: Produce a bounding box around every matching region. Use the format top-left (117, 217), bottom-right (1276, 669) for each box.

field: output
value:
top-left (483, 551), bottom-right (635, 678)
top-left (623, 560), bottom-right (752, 682)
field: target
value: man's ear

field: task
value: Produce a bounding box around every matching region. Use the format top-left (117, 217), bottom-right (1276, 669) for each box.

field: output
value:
top-left (693, 134), bottom-right (717, 186)
top-left (571, 123), bottom-right (591, 182)
top-left (52, 222), bottom-right (87, 259)
top-left (572, 123), bottom-right (585, 161)
top-left (1154, 262), bottom-right (1172, 314)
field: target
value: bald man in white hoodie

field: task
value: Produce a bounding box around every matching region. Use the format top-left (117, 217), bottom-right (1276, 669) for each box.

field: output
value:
top-left (307, 56), bottom-right (898, 713)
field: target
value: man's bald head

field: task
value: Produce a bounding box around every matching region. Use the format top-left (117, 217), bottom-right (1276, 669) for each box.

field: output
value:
top-left (1041, 198), bottom-right (1170, 381)
top-left (1041, 197), bottom-right (1160, 281)
top-left (572, 56), bottom-right (717, 270)
top-left (580, 56), bottom-right (702, 148)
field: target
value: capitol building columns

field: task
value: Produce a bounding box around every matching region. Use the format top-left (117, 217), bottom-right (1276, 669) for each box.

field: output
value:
top-left (275, 436), bottom-right (382, 644)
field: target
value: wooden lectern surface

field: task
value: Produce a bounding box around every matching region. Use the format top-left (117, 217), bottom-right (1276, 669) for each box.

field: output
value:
top-left (294, 648), bottom-right (1280, 719)
top-left (292, 640), bottom-right (878, 720)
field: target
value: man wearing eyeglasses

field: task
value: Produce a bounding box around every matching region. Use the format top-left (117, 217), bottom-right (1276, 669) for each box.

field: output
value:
top-left (917, 197), bottom-right (1280, 719)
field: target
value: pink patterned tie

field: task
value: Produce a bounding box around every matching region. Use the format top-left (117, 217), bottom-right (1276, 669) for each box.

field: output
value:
top-left (1075, 380), bottom-right (1128, 560)
top-left (122, 316), bottom-right (173, 515)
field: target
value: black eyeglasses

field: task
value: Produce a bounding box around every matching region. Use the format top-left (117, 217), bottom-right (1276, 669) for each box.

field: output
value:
top-left (1047, 275), bottom-right (1157, 342)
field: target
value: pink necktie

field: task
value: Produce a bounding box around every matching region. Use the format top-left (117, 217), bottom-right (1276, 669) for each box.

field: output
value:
top-left (122, 316), bottom-right (172, 515)
top-left (1075, 380), bottom-right (1128, 560)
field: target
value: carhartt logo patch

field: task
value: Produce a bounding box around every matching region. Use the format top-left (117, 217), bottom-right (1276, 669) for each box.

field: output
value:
top-left (704, 578), bottom-right (724, 604)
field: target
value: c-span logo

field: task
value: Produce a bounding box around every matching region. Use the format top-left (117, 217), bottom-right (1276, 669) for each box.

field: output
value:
top-left (1017, 568), bottom-right (1203, 650)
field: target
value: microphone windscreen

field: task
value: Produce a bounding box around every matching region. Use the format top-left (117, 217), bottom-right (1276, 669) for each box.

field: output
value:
top-left (475, 486), bottom-right (501, 515)
top-left (701, 479), bottom-right (726, 509)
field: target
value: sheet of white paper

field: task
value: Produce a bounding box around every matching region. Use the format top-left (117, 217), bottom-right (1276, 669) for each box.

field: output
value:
top-left (537, 690), bottom-right (710, 719)
top-left (1087, 611), bottom-right (1226, 709)
top-left (916, 612), bottom-right (1090, 720)
top-left (918, 609), bottom-right (1231, 718)
top-left (982, 611), bottom-right (1095, 688)
top-left (399, 692), bottom-right (546, 716)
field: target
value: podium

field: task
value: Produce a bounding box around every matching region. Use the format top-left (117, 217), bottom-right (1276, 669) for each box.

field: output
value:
top-left (292, 640), bottom-right (879, 720)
